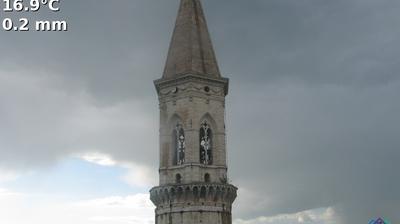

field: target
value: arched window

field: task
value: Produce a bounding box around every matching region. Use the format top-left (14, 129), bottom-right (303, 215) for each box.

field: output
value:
top-left (173, 122), bottom-right (185, 165)
top-left (204, 173), bottom-right (210, 183)
top-left (200, 121), bottom-right (212, 165)
top-left (176, 173), bottom-right (182, 184)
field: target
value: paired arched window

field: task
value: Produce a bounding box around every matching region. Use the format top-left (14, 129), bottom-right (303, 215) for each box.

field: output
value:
top-left (200, 121), bottom-right (213, 165)
top-left (173, 122), bottom-right (185, 165)
top-left (171, 118), bottom-right (214, 166)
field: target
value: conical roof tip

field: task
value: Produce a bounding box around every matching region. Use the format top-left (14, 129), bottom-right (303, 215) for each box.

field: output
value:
top-left (162, 0), bottom-right (221, 79)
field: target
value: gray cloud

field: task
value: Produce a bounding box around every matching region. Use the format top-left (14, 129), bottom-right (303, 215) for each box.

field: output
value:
top-left (228, 81), bottom-right (400, 222)
top-left (1, 0), bottom-right (400, 223)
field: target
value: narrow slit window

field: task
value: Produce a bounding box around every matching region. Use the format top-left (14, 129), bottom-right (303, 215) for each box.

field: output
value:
top-left (174, 123), bottom-right (185, 165)
top-left (200, 121), bottom-right (212, 165)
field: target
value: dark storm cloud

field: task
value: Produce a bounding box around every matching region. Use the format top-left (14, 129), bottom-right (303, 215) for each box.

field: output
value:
top-left (1, 0), bottom-right (179, 102)
top-left (1, 0), bottom-right (399, 223)
top-left (208, 0), bottom-right (400, 86)
top-left (208, 0), bottom-right (400, 222)
top-left (227, 82), bottom-right (400, 222)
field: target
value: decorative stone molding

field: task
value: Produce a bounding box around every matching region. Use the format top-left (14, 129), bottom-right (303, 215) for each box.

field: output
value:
top-left (150, 183), bottom-right (237, 208)
top-left (159, 83), bottom-right (225, 97)
top-left (159, 163), bottom-right (227, 171)
top-left (154, 74), bottom-right (229, 96)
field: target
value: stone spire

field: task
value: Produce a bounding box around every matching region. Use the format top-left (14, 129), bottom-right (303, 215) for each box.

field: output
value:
top-left (162, 0), bottom-right (221, 79)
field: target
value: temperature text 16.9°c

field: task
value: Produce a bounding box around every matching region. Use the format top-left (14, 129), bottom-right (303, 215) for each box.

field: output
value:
top-left (3, 0), bottom-right (60, 12)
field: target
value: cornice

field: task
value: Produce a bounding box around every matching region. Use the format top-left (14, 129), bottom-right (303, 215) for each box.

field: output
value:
top-left (154, 74), bottom-right (229, 96)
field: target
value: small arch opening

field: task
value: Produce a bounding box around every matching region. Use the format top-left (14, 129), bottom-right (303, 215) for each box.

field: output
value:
top-left (175, 173), bottom-right (182, 184)
top-left (177, 187), bottom-right (183, 201)
top-left (204, 173), bottom-right (211, 183)
top-left (200, 186), bottom-right (207, 198)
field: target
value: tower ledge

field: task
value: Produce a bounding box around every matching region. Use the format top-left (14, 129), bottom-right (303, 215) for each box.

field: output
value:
top-left (154, 73), bottom-right (229, 96)
top-left (150, 183), bottom-right (237, 211)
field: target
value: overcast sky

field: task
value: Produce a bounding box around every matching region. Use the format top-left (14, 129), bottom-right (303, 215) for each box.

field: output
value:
top-left (0, 0), bottom-right (399, 224)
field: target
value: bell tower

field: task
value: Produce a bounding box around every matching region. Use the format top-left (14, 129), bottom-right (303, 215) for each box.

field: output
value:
top-left (150, 0), bottom-right (237, 223)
